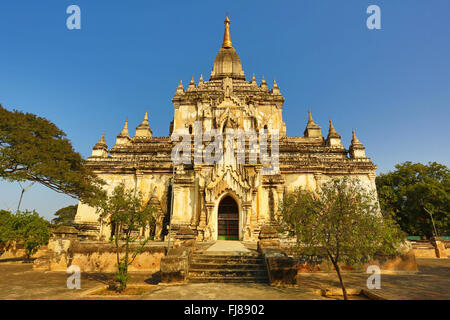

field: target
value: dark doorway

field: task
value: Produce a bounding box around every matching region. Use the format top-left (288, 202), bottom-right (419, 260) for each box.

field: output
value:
top-left (218, 196), bottom-right (239, 240)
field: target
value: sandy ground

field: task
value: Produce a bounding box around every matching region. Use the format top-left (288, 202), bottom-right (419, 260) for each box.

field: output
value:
top-left (0, 258), bottom-right (448, 300)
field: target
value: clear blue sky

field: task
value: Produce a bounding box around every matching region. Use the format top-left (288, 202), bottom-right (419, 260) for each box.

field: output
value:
top-left (1, 0), bottom-right (449, 220)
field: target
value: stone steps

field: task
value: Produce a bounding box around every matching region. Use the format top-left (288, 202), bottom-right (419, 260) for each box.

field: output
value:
top-left (188, 253), bottom-right (269, 283)
top-left (191, 257), bottom-right (264, 264)
top-left (189, 269), bottom-right (268, 278)
top-left (188, 276), bottom-right (269, 283)
top-left (190, 263), bottom-right (265, 270)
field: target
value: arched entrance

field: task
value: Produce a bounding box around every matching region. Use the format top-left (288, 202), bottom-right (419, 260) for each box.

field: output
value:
top-left (217, 196), bottom-right (239, 240)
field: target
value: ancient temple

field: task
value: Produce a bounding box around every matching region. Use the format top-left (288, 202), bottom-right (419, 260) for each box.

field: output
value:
top-left (74, 17), bottom-right (377, 242)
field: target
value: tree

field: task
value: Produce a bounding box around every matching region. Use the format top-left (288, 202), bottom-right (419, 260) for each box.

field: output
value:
top-left (0, 210), bottom-right (52, 261)
top-left (0, 105), bottom-right (104, 204)
top-left (376, 162), bottom-right (449, 238)
top-left (96, 183), bottom-right (156, 292)
top-left (52, 205), bottom-right (78, 226)
top-left (278, 177), bottom-right (405, 300)
top-left (0, 210), bottom-right (14, 253)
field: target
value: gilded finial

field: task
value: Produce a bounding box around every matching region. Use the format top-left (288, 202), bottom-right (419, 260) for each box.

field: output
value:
top-left (352, 130), bottom-right (360, 144)
top-left (93, 132), bottom-right (107, 149)
top-left (349, 129), bottom-right (365, 158)
top-left (188, 76), bottom-right (196, 89)
top-left (260, 75), bottom-right (268, 89)
top-left (308, 110), bottom-right (313, 123)
top-left (271, 78), bottom-right (280, 94)
top-left (119, 120), bottom-right (129, 137)
top-left (327, 120), bottom-right (340, 139)
top-left (329, 120), bottom-right (334, 131)
top-left (222, 16), bottom-right (233, 48)
top-left (135, 110), bottom-right (152, 137)
top-left (176, 79), bottom-right (184, 94)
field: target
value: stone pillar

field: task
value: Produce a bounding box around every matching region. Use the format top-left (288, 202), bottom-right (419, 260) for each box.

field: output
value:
top-left (275, 187), bottom-right (283, 222)
top-left (258, 187), bottom-right (271, 224)
top-left (134, 170), bottom-right (144, 199)
top-left (198, 191), bottom-right (207, 228)
top-left (243, 200), bottom-right (253, 241)
top-left (251, 190), bottom-right (258, 225)
top-left (257, 225), bottom-right (281, 253)
top-left (204, 202), bottom-right (215, 240)
top-left (431, 237), bottom-right (448, 258)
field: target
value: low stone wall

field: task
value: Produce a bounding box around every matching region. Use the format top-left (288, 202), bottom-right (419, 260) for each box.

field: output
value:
top-left (160, 228), bottom-right (198, 283)
top-left (33, 239), bottom-right (166, 272)
top-left (265, 255), bottom-right (297, 285)
top-left (160, 247), bottom-right (192, 283)
top-left (284, 248), bottom-right (418, 274)
top-left (412, 248), bottom-right (438, 258)
top-left (0, 243), bottom-right (48, 261)
top-left (411, 239), bottom-right (449, 258)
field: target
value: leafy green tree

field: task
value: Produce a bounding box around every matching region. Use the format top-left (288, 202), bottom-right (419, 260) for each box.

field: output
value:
top-left (52, 205), bottom-right (78, 226)
top-left (0, 210), bottom-right (14, 253)
top-left (376, 162), bottom-right (450, 238)
top-left (96, 183), bottom-right (155, 292)
top-left (0, 210), bottom-right (51, 261)
top-left (278, 177), bottom-right (405, 300)
top-left (0, 104), bottom-right (104, 204)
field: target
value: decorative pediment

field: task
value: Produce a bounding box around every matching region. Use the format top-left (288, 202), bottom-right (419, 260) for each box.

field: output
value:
top-left (205, 165), bottom-right (254, 202)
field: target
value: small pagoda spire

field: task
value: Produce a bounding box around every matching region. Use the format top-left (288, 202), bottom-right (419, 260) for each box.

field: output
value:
top-left (327, 120), bottom-right (341, 139)
top-left (251, 72), bottom-right (256, 85)
top-left (351, 129), bottom-right (361, 144)
top-left (349, 129), bottom-right (366, 158)
top-left (198, 73), bottom-right (204, 86)
top-left (272, 78), bottom-right (280, 95)
top-left (119, 120), bottom-right (129, 137)
top-left (304, 110), bottom-right (322, 138)
top-left (97, 132), bottom-right (106, 146)
top-left (222, 16), bottom-right (233, 48)
top-left (188, 75), bottom-right (196, 90)
top-left (260, 75), bottom-right (268, 89)
top-left (176, 79), bottom-right (184, 94)
top-left (91, 132), bottom-right (108, 157)
top-left (326, 120), bottom-right (342, 147)
top-left (135, 110), bottom-right (153, 138)
top-left (114, 120), bottom-right (131, 146)
top-left (307, 110), bottom-right (314, 124)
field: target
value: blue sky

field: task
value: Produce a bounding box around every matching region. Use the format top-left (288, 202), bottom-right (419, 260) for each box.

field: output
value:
top-left (1, 0), bottom-right (449, 220)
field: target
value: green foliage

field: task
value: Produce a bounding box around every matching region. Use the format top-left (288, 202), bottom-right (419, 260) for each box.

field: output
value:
top-left (96, 183), bottom-right (156, 292)
top-left (376, 161), bottom-right (450, 238)
top-left (278, 177), bottom-right (405, 300)
top-left (52, 205), bottom-right (78, 226)
top-left (0, 210), bottom-right (51, 261)
top-left (0, 105), bottom-right (104, 204)
top-left (0, 210), bottom-right (14, 252)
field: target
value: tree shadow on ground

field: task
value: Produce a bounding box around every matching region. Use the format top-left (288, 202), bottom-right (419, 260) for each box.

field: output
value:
top-left (82, 272), bottom-right (115, 285)
top-left (144, 271), bottom-right (161, 285)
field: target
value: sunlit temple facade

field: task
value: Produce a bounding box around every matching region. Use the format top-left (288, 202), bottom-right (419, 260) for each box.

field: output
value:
top-left (74, 17), bottom-right (377, 242)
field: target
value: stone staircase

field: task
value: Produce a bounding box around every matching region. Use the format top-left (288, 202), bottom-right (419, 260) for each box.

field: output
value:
top-left (187, 252), bottom-right (269, 283)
